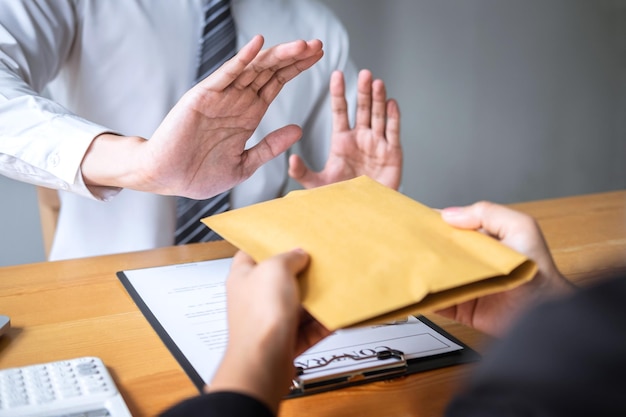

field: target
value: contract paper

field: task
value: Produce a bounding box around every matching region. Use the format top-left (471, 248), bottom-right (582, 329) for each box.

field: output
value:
top-left (118, 259), bottom-right (469, 390)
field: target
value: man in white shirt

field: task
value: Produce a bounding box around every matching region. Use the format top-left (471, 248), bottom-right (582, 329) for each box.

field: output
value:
top-left (0, 0), bottom-right (401, 260)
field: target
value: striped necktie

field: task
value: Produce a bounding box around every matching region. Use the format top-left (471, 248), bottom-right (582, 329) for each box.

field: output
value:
top-left (175, 0), bottom-right (236, 245)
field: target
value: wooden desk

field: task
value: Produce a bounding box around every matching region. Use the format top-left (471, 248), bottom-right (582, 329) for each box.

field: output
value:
top-left (1, 190), bottom-right (624, 416)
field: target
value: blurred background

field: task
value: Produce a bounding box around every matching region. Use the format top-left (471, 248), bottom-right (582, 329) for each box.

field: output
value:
top-left (1, 0), bottom-right (624, 266)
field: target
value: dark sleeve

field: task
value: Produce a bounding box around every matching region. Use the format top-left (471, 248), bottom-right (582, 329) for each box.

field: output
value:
top-left (445, 276), bottom-right (626, 417)
top-left (160, 391), bottom-right (275, 417)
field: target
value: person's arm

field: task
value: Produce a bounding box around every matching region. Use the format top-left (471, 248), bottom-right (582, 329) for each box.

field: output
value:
top-left (0, 1), bottom-right (114, 199)
top-left (206, 249), bottom-right (327, 414)
top-left (289, 69), bottom-right (402, 190)
top-left (160, 391), bottom-right (274, 417)
top-left (81, 36), bottom-right (324, 200)
top-left (437, 201), bottom-right (576, 336)
top-left (159, 249), bottom-right (328, 417)
top-left (1, 2), bottom-right (325, 201)
top-left (446, 275), bottom-right (626, 417)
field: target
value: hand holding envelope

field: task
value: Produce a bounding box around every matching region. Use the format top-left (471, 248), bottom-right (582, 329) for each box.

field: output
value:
top-left (203, 176), bottom-right (536, 331)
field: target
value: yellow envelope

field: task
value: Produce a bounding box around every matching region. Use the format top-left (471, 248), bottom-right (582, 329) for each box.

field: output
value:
top-left (203, 176), bottom-right (536, 331)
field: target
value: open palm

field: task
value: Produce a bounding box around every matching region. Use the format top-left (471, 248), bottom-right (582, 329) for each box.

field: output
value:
top-left (289, 69), bottom-right (402, 190)
top-left (139, 36), bottom-right (324, 199)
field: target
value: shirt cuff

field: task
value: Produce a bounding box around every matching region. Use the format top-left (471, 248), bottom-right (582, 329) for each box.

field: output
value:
top-left (159, 391), bottom-right (275, 417)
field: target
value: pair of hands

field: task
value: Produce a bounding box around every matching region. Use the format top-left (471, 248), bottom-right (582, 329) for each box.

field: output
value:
top-left (82, 35), bottom-right (401, 198)
top-left (208, 201), bottom-right (574, 413)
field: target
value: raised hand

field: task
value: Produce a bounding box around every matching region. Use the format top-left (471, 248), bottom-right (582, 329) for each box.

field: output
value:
top-left (289, 69), bottom-right (402, 190)
top-left (82, 35), bottom-right (324, 199)
top-left (437, 201), bottom-right (575, 336)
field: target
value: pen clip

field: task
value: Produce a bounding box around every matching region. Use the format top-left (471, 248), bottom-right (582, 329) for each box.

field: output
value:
top-left (294, 349), bottom-right (404, 375)
top-left (290, 349), bottom-right (407, 394)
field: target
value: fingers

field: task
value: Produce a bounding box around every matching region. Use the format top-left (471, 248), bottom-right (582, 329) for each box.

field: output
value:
top-left (258, 43), bottom-right (324, 103)
top-left (228, 251), bottom-right (257, 287)
top-left (237, 39), bottom-right (323, 101)
top-left (441, 201), bottom-right (567, 279)
top-left (203, 35), bottom-right (265, 90)
top-left (355, 69), bottom-right (374, 129)
top-left (231, 250), bottom-right (256, 271)
top-left (353, 69), bottom-right (398, 144)
top-left (288, 154), bottom-right (321, 189)
top-left (385, 98), bottom-right (401, 148)
top-left (242, 124), bottom-right (303, 178)
top-left (370, 79), bottom-right (387, 137)
top-left (272, 248), bottom-right (310, 276)
top-left (433, 305), bottom-right (459, 323)
top-left (233, 248), bottom-right (309, 275)
top-left (441, 201), bottom-right (539, 241)
top-left (199, 37), bottom-right (323, 99)
top-left (330, 70), bottom-right (350, 132)
top-left (296, 311), bottom-right (331, 356)
top-left (287, 153), bottom-right (307, 180)
top-left (234, 40), bottom-right (308, 88)
top-left (229, 248), bottom-right (310, 286)
top-left (234, 39), bottom-right (308, 89)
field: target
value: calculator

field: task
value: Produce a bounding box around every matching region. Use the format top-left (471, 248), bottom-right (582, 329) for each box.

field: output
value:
top-left (0, 356), bottom-right (132, 417)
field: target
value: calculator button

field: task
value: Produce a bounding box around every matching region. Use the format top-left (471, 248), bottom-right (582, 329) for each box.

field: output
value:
top-left (0, 357), bottom-right (131, 417)
top-left (49, 409), bottom-right (111, 417)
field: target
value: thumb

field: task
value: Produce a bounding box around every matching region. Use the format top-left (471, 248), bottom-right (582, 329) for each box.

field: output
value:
top-left (275, 247), bottom-right (311, 276)
top-left (288, 154), bottom-right (320, 188)
top-left (441, 201), bottom-right (535, 243)
top-left (441, 201), bottom-right (509, 237)
top-left (440, 204), bottom-right (483, 230)
top-left (244, 125), bottom-right (302, 177)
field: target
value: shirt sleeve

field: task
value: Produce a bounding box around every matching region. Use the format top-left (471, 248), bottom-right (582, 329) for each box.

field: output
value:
top-left (445, 276), bottom-right (626, 417)
top-left (0, 1), bottom-right (117, 200)
top-left (160, 391), bottom-right (275, 417)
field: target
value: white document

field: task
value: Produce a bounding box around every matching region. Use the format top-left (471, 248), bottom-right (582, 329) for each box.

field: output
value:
top-left (119, 258), bottom-right (465, 390)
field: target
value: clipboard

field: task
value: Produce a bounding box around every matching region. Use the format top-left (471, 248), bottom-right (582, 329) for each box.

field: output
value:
top-left (288, 315), bottom-right (479, 397)
top-left (117, 258), bottom-right (480, 398)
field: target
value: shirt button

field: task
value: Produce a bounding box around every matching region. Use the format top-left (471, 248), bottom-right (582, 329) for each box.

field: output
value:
top-left (49, 152), bottom-right (60, 167)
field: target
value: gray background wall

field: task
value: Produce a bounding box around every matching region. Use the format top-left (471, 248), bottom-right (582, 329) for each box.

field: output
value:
top-left (1, 0), bottom-right (624, 267)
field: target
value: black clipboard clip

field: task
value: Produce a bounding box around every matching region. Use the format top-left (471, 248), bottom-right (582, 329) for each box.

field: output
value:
top-left (290, 349), bottom-right (407, 395)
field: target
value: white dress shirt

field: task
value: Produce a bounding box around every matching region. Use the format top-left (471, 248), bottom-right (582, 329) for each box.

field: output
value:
top-left (0, 0), bottom-right (357, 260)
